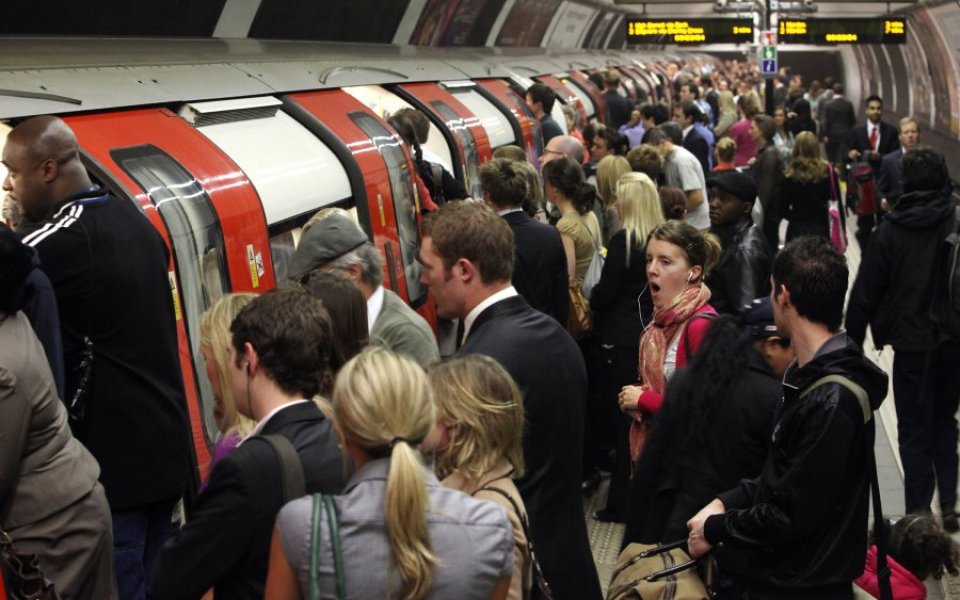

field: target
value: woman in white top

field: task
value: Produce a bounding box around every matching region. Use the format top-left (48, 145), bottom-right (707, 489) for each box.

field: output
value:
top-left (265, 347), bottom-right (514, 600)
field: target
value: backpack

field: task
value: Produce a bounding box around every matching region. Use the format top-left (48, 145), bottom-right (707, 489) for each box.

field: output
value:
top-left (931, 206), bottom-right (960, 342)
top-left (427, 162), bottom-right (446, 206)
top-left (849, 162), bottom-right (877, 215)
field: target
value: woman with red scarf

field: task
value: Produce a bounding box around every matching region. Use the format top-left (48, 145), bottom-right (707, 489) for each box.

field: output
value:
top-left (618, 221), bottom-right (721, 463)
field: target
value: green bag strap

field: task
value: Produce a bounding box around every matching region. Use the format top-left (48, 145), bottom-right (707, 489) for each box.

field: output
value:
top-left (799, 374), bottom-right (871, 424)
top-left (309, 494), bottom-right (346, 600)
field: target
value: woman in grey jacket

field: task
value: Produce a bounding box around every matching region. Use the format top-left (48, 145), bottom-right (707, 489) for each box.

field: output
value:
top-left (0, 226), bottom-right (116, 599)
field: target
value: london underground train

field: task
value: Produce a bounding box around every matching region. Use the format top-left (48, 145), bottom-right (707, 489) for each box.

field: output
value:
top-left (0, 38), bottom-right (677, 481)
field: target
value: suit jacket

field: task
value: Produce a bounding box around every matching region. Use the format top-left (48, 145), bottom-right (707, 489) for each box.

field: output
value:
top-left (821, 96), bottom-right (856, 144)
top-left (589, 229), bottom-right (650, 346)
top-left (876, 148), bottom-right (903, 203)
top-left (371, 288), bottom-right (439, 367)
top-left (503, 210), bottom-right (569, 324)
top-left (683, 126), bottom-right (710, 176)
top-left (459, 296), bottom-right (602, 600)
top-left (603, 90), bottom-right (633, 130)
top-left (844, 120), bottom-right (899, 170)
top-left (151, 402), bottom-right (346, 600)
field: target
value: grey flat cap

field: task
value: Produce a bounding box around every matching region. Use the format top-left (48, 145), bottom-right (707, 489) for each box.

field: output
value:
top-left (287, 213), bottom-right (368, 281)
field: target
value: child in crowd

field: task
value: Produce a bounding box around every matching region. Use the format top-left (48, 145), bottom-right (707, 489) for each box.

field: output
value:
top-left (855, 514), bottom-right (960, 599)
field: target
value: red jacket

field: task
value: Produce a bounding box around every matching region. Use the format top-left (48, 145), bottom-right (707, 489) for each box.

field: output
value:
top-left (854, 545), bottom-right (926, 600)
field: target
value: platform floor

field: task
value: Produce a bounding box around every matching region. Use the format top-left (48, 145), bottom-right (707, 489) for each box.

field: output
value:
top-left (582, 218), bottom-right (960, 599)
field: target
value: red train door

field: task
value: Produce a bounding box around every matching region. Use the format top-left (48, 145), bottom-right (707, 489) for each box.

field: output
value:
top-left (567, 70), bottom-right (607, 125)
top-left (284, 89), bottom-right (436, 328)
top-left (392, 82), bottom-right (492, 199)
top-left (66, 109), bottom-right (273, 483)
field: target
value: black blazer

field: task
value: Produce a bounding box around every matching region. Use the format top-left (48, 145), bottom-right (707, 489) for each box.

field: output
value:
top-left (876, 148), bottom-right (903, 203)
top-left (821, 96), bottom-right (856, 144)
top-left (844, 120), bottom-right (899, 169)
top-left (151, 402), bottom-right (346, 600)
top-left (589, 229), bottom-right (650, 346)
top-left (503, 210), bottom-right (569, 324)
top-left (459, 296), bottom-right (602, 600)
top-left (683, 127), bottom-right (710, 176)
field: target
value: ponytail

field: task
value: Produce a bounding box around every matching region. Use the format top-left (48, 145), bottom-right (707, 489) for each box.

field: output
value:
top-left (572, 182), bottom-right (596, 215)
top-left (386, 440), bottom-right (438, 600)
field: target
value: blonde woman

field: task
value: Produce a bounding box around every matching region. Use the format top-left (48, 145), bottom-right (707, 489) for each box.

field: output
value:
top-left (199, 292), bottom-right (258, 488)
top-left (589, 172), bottom-right (665, 522)
top-left (265, 347), bottom-right (514, 600)
top-left (425, 355), bottom-right (532, 600)
top-left (595, 155), bottom-right (631, 244)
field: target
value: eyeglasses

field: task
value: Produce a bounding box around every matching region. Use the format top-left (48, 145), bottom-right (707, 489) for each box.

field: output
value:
top-left (542, 148), bottom-right (565, 157)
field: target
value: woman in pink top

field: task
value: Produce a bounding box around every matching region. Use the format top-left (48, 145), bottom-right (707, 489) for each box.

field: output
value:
top-left (730, 95), bottom-right (760, 167)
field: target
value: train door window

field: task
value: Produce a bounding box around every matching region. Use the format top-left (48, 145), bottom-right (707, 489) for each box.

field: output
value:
top-left (444, 84), bottom-right (516, 149)
top-left (429, 100), bottom-right (481, 199)
top-left (550, 99), bottom-right (569, 136)
top-left (343, 85), bottom-right (455, 175)
top-left (182, 101), bottom-right (352, 227)
top-left (562, 77), bottom-right (597, 120)
top-left (0, 123), bottom-right (13, 227)
top-left (349, 111), bottom-right (427, 307)
top-left (110, 144), bottom-right (230, 443)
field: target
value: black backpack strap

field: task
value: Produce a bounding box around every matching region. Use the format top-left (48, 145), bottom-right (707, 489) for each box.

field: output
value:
top-left (261, 434), bottom-right (305, 503)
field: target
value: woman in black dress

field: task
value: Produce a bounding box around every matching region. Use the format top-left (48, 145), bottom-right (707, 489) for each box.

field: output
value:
top-left (780, 131), bottom-right (842, 242)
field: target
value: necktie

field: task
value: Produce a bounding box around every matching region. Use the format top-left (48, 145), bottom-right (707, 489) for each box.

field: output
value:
top-left (869, 126), bottom-right (878, 151)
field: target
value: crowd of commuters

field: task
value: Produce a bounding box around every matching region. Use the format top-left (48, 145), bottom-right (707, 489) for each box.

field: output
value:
top-left (1, 55), bottom-right (959, 600)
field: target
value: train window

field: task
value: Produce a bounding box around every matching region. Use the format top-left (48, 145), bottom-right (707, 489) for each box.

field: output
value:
top-left (111, 144), bottom-right (230, 443)
top-left (343, 85), bottom-right (455, 175)
top-left (445, 87), bottom-right (516, 149)
top-left (429, 100), bottom-right (482, 199)
top-left (189, 108), bottom-right (352, 226)
top-left (550, 97), bottom-right (570, 136)
top-left (562, 77), bottom-right (597, 119)
top-left (348, 111), bottom-right (427, 307)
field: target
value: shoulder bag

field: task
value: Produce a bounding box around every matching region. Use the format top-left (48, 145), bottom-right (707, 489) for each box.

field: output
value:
top-left (0, 528), bottom-right (60, 600)
top-left (309, 494), bottom-right (346, 600)
top-left (607, 539), bottom-right (711, 600)
top-left (827, 165), bottom-right (847, 253)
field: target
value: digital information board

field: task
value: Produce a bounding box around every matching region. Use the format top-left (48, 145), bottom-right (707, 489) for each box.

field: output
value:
top-left (777, 18), bottom-right (907, 44)
top-left (625, 18), bottom-right (754, 45)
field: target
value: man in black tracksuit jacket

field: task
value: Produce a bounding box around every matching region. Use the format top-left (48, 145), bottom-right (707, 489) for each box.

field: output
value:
top-left (846, 148), bottom-right (960, 528)
top-left (688, 236), bottom-right (888, 599)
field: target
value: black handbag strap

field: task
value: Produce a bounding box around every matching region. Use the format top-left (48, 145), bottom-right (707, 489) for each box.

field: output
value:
top-left (261, 434), bottom-right (305, 504)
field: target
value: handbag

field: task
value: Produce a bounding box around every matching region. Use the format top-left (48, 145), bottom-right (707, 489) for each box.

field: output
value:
top-left (827, 165), bottom-right (847, 253)
top-left (473, 483), bottom-right (554, 600)
top-left (309, 494), bottom-right (346, 600)
top-left (567, 277), bottom-right (593, 339)
top-left (582, 244), bottom-right (604, 299)
top-left (606, 540), bottom-right (711, 600)
top-left (0, 529), bottom-right (60, 600)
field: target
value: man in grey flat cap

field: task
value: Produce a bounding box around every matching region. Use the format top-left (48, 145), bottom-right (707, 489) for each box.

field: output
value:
top-left (288, 211), bottom-right (439, 367)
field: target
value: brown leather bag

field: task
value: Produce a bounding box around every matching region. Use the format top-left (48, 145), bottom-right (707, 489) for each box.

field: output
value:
top-left (567, 277), bottom-right (593, 339)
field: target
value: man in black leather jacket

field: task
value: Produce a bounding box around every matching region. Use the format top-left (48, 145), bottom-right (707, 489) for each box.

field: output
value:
top-left (688, 236), bottom-right (888, 600)
top-left (705, 170), bottom-right (772, 315)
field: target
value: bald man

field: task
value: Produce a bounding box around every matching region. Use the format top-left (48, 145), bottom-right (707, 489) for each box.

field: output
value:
top-left (3, 116), bottom-right (192, 600)
top-left (540, 134), bottom-right (585, 166)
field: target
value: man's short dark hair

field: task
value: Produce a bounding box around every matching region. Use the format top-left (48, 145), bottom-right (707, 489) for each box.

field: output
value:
top-left (526, 82), bottom-right (556, 114)
top-left (657, 122), bottom-right (683, 145)
top-left (422, 202), bottom-right (514, 284)
top-left (594, 126), bottom-right (624, 154)
top-left (480, 158), bottom-right (527, 209)
top-left (680, 100), bottom-right (703, 124)
top-left (865, 94), bottom-right (883, 108)
top-left (772, 236), bottom-right (848, 332)
top-left (679, 82), bottom-right (700, 99)
top-left (640, 103), bottom-right (670, 125)
top-left (901, 147), bottom-right (949, 194)
top-left (231, 287), bottom-right (337, 398)
top-left (752, 114), bottom-right (776, 141)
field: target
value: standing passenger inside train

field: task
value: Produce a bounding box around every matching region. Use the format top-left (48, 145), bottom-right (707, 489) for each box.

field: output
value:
top-left (394, 107), bottom-right (469, 204)
top-left (265, 348), bottom-right (514, 600)
top-left (419, 202), bottom-right (603, 599)
top-left (151, 288), bottom-right (346, 600)
top-left (0, 226), bottom-right (117, 600)
top-left (5, 115), bottom-right (192, 600)
top-left (286, 211), bottom-right (439, 367)
top-left (425, 355), bottom-right (533, 600)
top-left (705, 170), bottom-right (772, 315)
top-left (525, 82), bottom-right (564, 145)
top-left (479, 158), bottom-right (569, 325)
top-left (589, 172), bottom-right (664, 523)
top-left (198, 293), bottom-right (258, 492)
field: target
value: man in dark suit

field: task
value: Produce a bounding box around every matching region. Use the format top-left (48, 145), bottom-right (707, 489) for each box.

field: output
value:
top-left (151, 288), bottom-right (345, 600)
top-left (845, 94), bottom-right (899, 249)
top-left (876, 116), bottom-right (920, 209)
top-left (821, 83), bottom-right (856, 165)
top-left (675, 100), bottom-right (711, 176)
top-left (602, 69), bottom-right (633, 130)
top-left (420, 202), bottom-right (602, 600)
top-left (480, 158), bottom-right (568, 324)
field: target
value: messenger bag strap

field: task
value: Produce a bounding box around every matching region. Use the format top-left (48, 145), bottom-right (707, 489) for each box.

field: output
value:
top-left (261, 434), bottom-right (305, 503)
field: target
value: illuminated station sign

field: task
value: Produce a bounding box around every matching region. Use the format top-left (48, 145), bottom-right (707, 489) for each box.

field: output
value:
top-left (626, 18), bottom-right (754, 45)
top-left (777, 18), bottom-right (907, 44)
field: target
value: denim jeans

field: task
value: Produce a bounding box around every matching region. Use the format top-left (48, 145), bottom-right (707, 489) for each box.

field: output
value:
top-left (112, 497), bottom-right (180, 600)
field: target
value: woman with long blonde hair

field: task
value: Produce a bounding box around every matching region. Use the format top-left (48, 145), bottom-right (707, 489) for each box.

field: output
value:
top-left (595, 155), bottom-right (632, 244)
top-left (265, 347), bottom-right (514, 600)
top-left (588, 172), bottom-right (665, 522)
top-left (780, 130), bottom-right (841, 242)
top-left (199, 292), bottom-right (258, 487)
top-left (425, 355), bottom-right (531, 600)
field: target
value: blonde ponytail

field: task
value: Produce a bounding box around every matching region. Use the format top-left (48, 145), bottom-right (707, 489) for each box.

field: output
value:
top-left (333, 347), bottom-right (438, 600)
